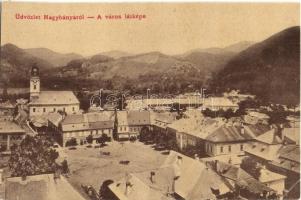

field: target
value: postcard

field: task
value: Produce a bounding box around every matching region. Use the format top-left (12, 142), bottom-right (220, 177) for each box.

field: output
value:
top-left (0, 2), bottom-right (300, 200)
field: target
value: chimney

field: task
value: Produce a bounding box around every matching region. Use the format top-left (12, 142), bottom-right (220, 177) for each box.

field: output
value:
top-left (125, 173), bottom-right (131, 195)
top-left (177, 156), bottom-right (183, 166)
top-left (279, 124), bottom-right (285, 141)
top-left (150, 171), bottom-right (156, 183)
top-left (125, 181), bottom-right (131, 195)
top-left (240, 127), bottom-right (245, 135)
top-left (0, 168), bottom-right (3, 185)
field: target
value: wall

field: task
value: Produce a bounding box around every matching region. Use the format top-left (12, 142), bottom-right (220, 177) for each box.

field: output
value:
top-left (29, 104), bottom-right (79, 116)
top-left (205, 141), bottom-right (246, 156)
top-left (265, 179), bottom-right (286, 197)
top-left (62, 128), bottom-right (113, 146)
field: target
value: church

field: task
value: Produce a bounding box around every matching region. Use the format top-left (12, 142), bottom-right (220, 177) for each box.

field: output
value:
top-left (28, 66), bottom-right (80, 116)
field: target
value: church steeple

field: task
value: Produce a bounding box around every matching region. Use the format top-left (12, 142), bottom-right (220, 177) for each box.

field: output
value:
top-left (30, 65), bottom-right (40, 100)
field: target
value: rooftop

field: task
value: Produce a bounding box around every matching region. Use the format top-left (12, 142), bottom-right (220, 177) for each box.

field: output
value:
top-left (209, 161), bottom-right (274, 194)
top-left (5, 174), bottom-right (86, 200)
top-left (0, 121), bottom-right (25, 134)
top-left (205, 125), bottom-right (253, 143)
top-left (29, 91), bottom-right (79, 105)
top-left (162, 151), bottom-right (231, 199)
top-left (127, 111), bottom-right (151, 125)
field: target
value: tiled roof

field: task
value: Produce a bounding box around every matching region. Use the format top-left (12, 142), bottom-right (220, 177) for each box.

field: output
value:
top-left (127, 111), bottom-right (151, 125)
top-left (211, 161), bottom-right (274, 194)
top-left (278, 145), bottom-right (300, 163)
top-left (283, 127), bottom-right (300, 144)
top-left (109, 171), bottom-right (174, 200)
top-left (89, 121), bottom-right (114, 129)
top-left (117, 111), bottom-right (128, 126)
top-left (0, 121), bottom-right (25, 134)
top-left (247, 111), bottom-right (270, 119)
top-left (47, 113), bottom-right (63, 127)
top-left (244, 124), bottom-right (271, 137)
top-left (205, 125), bottom-right (253, 143)
top-left (202, 97), bottom-right (239, 108)
top-left (5, 174), bottom-right (86, 200)
top-left (86, 111), bottom-right (114, 122)
top-left (0, 101), bottom-right (14, 109)
top-left (153, 112), bottom-right (177, 124)
top-left (254, 129), bottom-right (282, 145)
top-left (29, 91), bottom-right (79, 105)
top-left (162, 151), bottom-right (231, 199)
top-left (61, 114), bottom-right (85, 125)
top-left (61, 112), bottom-right (114, 132)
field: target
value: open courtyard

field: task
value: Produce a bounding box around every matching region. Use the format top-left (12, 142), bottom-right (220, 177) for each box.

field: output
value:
top-left (64, 141), bottom-right (168, 198)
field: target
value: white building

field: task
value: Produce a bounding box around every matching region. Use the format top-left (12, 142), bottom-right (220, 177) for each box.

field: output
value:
top-left (28, 66), bottom-right (80, 116)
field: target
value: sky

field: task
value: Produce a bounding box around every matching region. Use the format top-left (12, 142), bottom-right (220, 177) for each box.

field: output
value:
top-left (1, 2), bottom-right (300, 56)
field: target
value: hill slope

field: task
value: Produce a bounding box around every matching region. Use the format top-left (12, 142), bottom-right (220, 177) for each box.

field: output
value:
top-left (25, 48), bottom-right (83, 67)
top-left (0, 44), bottom-right (54, 86)
top-left (216, 26), bottom-right (300, 105)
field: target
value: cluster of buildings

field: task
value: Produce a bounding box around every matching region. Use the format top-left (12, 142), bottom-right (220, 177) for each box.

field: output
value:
top-left (0, 66), bottom-right (300, 200)
top-left (126, 96), bottom-right (239, 112)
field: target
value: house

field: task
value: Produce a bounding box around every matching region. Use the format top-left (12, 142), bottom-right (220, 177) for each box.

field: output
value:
top-left (151, 112), bottom-right (177, 138)
top-left (127, 111), bottom-right (151, 135)
top-left (0, 101), bottom-right (15, 121)
top-left (258, 166), bottom-right (286, 198)
top-left (243, 111), bottom-right (270, 125)
top-left (286, 115), bottom-right (300, 128)
top-left (203, 123), bottom-right (270, 157)
top-left (207, 160), bottom-right (278, 199)
top-left (126, 97), bottom-right (203, 111)
top-left (167, 115), bottom-right (270, 157)
top-left (245, 128), bottom-right (300, 199)
top-left (116, 111), bottom-right (130, 139)
top-left (48, 111), bottom-right (114, 146)
top-left (202, 97), bottom-right (239, 111)
top-left (5, 174), bottom-right (86, 200)
top-left (109, 151), bottom-right (233, 200)
top-left (28, 66), bottom-right (80, 117)
top-left (0, 121), bottom-right (26, 152)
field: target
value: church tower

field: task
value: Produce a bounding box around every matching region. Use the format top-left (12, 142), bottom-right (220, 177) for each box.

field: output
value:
top-left (30, 65), bottom-right (40, 100)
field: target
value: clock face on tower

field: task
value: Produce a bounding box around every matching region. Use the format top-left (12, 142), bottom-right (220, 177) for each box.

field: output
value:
top-left (31, 66), bottom-right (39, 76)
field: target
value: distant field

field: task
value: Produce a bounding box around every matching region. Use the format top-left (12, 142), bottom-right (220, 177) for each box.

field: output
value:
top-left (65, 141), bottom-right (167, 199)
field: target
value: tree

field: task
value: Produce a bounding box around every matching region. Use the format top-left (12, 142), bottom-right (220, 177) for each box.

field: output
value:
top-left (66, 137), bottom-right (78, 146)
top-left (61, 159), bottom-right (70, 174)
top-left (113, 109), bottom-right (118, 140)
top-left (9, 135), bottom-right (59, 178)
top-left (86, 134), bottom-right (93, 144)
top-left (97, 133), bottom-right (109, 146)
top-left (240, 157), bottom-right (261, 180)
top-left (140, 127), bottom-right (150, 142)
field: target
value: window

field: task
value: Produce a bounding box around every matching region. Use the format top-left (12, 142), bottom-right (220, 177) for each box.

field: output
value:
top-left (34, 85), bottom-right (37, 90)
top-left (53, 108), bottom-right (56, 112)
top-left (240, 144), bottom-right (243, 151)
top-left (220, 146), bottom-right (224, 153)
top-left (228, 145), bottom-right (231, 152)
top-left (63, 107), bottom-right (65, 112)
top-left (43, 108), bottom-right (46, 112)
top-left (33, 108), bottom-right (36, 112)
top-left (72, 107), bottom-right (75, 111)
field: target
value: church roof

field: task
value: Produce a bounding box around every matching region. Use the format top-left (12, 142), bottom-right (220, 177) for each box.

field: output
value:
top-left (29, 91), bottom-right (79, 105)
